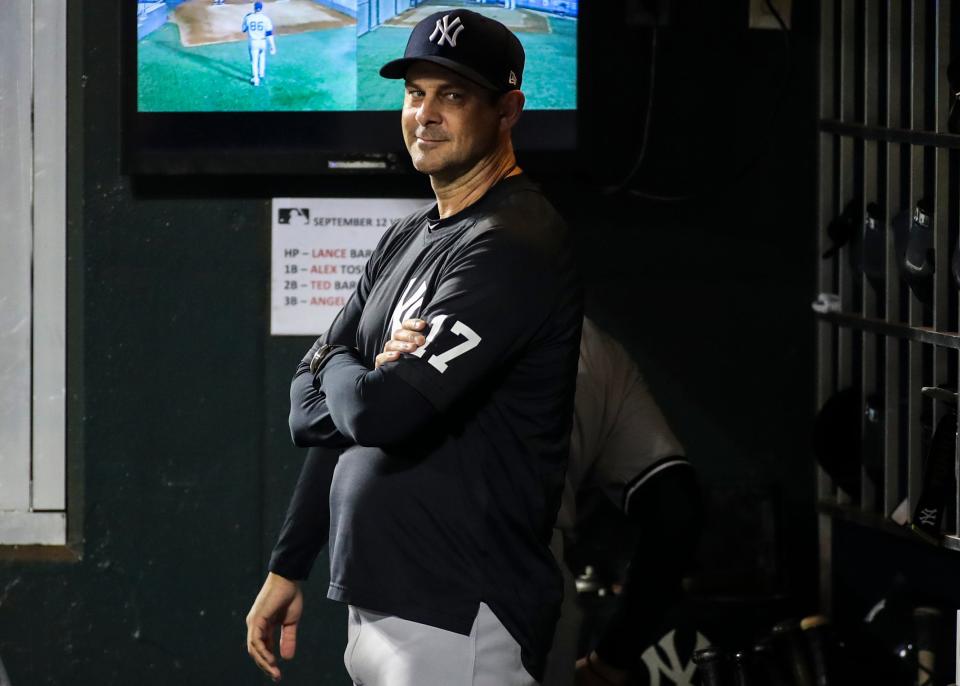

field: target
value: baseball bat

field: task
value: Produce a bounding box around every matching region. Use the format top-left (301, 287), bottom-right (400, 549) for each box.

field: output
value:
top-left (914, 606), bottom-right (941, 686)
top-left (772, 619), bottom-right (817, 686)
top-left (910, 412), bottom-right (957, 544)
top-left (800, 614), bottom-right (840, 686)
top-left (752, 637), bottom-right (792, 686)
top-left (731, 650), bottom-right (756, 686)
top-left (693, 646), bottom-right (731, 686)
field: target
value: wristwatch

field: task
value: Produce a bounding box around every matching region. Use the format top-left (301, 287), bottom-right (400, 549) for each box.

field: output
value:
top-left (309, 343), bottom-right (344, 375)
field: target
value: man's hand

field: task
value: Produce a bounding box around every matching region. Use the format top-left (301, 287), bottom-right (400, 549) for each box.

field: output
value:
top-left (375, 318), bottom-right (427, 368)
top-left (575, 651), bottom-right (629, 686)
top-left (245, 572), bottom-right (304, 682)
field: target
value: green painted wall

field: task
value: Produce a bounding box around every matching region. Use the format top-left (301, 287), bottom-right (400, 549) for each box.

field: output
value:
top-left (0, 2), bottom-right (822, 685)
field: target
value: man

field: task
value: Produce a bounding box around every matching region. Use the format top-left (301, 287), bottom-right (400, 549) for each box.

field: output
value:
top-left (246, 9), bottom-right (582, 685)
top-left (543, 318), bottom-right (701, 686)
top-left (242, 1), bottom-right (276, 86)
top-left (250, 317), bottom-right (702, 686)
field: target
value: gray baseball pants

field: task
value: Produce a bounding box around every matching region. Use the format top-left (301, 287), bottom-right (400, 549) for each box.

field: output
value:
top-left (344, 602), bottom-right (539, 685)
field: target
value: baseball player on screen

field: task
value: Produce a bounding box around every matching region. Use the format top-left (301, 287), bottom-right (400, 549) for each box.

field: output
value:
top-left (242, 1), bottom-right (276, 86)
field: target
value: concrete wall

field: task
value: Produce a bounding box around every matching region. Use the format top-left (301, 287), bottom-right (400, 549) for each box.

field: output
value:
top-left (315, 0), bottom-right (358, 19)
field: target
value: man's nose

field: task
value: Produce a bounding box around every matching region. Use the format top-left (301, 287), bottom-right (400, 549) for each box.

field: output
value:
top-left (415, 94), bottom-right (441, 126)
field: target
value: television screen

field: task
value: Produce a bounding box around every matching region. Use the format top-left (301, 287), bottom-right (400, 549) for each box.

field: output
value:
top-left (136, 0), bottom-right (578, 113)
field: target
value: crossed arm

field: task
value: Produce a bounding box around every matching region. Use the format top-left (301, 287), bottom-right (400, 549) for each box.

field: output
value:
top-left (287, 336), bottom-right (435, 449)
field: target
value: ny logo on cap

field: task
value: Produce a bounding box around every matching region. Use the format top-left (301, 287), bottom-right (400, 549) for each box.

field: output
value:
top-left (430, 15), bottom-right (465, 47)
top-left (918, 508), bottom-right (938, 526)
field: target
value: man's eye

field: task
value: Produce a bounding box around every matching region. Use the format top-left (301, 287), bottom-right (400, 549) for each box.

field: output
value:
top-left (407, 89), bottom-right (424, 98)
top-left (444, 92), bottom-right (463, 101)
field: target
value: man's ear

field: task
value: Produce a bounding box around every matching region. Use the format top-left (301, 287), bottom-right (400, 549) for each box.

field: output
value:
top-left (499, 90), bottom-right (526, 131)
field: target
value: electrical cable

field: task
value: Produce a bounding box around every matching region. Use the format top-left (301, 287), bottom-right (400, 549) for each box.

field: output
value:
top-left (603, 17), bottom-right (659, 196)
top-left (610, 0), bottom-right (791, 203)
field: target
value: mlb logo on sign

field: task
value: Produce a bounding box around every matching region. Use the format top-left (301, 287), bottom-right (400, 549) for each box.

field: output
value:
top-left (278, 208), bottom-right (310, 225)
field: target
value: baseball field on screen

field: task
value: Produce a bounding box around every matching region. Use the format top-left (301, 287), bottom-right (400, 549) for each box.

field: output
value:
top-left (137, 0), bottom-right (576, 113)
top-left (138, 23), bottom-right (357, 111)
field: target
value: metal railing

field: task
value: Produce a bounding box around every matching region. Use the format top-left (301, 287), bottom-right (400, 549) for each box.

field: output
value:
top-left (816, 0), bottom-right (959, 615)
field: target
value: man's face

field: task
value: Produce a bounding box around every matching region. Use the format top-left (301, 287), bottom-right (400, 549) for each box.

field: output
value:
top-left (402, 62), bottom-right (502, 179)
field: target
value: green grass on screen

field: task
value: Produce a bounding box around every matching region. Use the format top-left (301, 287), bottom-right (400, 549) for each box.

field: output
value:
top-left (138, 22), bottom-right (357, 111)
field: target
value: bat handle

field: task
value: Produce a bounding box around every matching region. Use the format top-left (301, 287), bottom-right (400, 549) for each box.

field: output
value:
top-left (914, 606), bottom-right (941, 686)
top-left (693, 646), bottom-right (731, 686)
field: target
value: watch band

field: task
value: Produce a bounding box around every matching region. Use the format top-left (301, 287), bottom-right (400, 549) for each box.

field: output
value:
top-left (309, 344), bottom-right (338, 375)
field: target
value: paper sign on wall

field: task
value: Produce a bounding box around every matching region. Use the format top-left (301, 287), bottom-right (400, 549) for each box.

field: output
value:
top-left (271, 197), bottom-right (429, 336)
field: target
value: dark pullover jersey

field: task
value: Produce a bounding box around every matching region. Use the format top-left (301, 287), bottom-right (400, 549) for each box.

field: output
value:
top-left (285, 174), bottom-right (582, 681)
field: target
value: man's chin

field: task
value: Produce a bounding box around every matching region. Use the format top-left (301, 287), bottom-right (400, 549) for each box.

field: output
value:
top-left (409, 153), bottom-right (448, 176)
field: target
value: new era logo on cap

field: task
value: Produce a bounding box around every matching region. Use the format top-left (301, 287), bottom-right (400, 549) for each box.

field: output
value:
top-left (508, 70), bottom-right (517, 86)
top-left (429, 15), bottom-right (465, 47)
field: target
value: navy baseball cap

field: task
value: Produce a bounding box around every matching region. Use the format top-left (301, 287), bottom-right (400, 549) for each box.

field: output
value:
top-left (380, 9), bottom-right (525, 93)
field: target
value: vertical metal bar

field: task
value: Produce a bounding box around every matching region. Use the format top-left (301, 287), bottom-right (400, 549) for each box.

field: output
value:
top-left (956, 379), bottom-right (960, 540)
top-left (932, 0), bottom-right (950, 428)
top-left (956, 611), bottom-right (960, 685)
top-left (818, 1), bottom-right (839, 430)
top-left (906, 0), bottom-right (926, 515)
top-left (933, 0), bottom-right (952, 546)
top-left (931, 0), bottom-right (957, 542)
top-left (836, 0), bottom-right (856, 506)
top-left (817, 0), bottom-right (838, 616)
top-left (861, 0), bottom-right (880, 513)
top-left (883, 0), bottom-right (902, 518)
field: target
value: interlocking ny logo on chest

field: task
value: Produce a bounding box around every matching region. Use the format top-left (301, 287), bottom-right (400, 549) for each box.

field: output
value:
top-left (430, 15), bottom-right (464, 47)
top-left (391, 278), bottom-right (427, 334)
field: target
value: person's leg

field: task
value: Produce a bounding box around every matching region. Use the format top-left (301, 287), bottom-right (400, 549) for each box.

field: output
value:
top-left (249, 44), bottom-right (258, 83)
top-left (472, 603), bottom-right (538, 686)
top-left (258, 47), bottom-right (266, 78)
top-left (343, 606), bottom-right (363, 686)
top-left (541, 562), bottom-right (581, 686)
top-left (345, 604), bottom-right (538, 686)
top-left (345, 607), bottom-right (475, 685)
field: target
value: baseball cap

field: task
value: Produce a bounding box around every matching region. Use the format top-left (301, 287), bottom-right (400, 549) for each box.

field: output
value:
top-left (821, 199), bottom-right (860, 259)
top-left (254, 1), bottom-right (263, 10)
top-left (901, 197), bottom-right (934, 304)
top-left (812, 388), bottom-right (886, 499)
top-left (380, 9), bottom-right (525, 93)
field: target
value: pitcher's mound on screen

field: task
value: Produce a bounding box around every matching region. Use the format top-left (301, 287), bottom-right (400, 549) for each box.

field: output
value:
top-left (173, 0), bottom-right (355, 47)
top-left (384, 3), bottom-right (551, 34)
